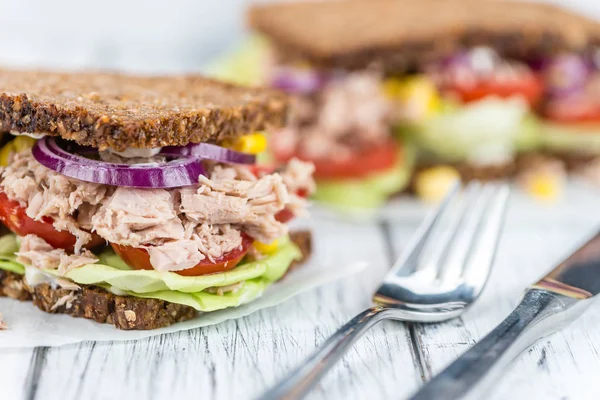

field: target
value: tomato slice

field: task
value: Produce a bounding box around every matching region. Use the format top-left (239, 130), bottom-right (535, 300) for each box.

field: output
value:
top-left (275, 141), bottom-right (401, 180)
top-left (275, 208), bottom-right (296, 223)
top-left (444, 73), bottom-right (543, 107)
top-left (111, 233), bottom-right (254, 276)
top-left (0, 191), bottom-right (104, 252)
top-left (544, 97), bottom-right (600, 124)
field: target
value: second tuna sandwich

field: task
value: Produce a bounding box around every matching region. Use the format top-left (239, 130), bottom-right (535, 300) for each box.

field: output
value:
top-left (248, 0), bottom-right (600, 206)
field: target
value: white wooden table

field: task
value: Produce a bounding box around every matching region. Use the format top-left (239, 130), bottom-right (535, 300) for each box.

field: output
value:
top-left (2, 187), bottom-right (600, 400)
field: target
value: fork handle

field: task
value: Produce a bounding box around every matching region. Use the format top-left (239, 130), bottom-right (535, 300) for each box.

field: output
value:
top-left (410, 289), bottom-right (585, 400)
top-left (258, 305), bottom-right (391, 400)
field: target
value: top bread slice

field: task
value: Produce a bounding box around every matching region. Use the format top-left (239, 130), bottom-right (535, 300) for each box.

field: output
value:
top-left (0, 69), bottom-right (288, 151)
top-left (249, 0), bottom-right (600, 72)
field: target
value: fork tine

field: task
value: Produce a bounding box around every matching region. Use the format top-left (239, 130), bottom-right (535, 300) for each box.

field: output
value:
top-left (461, 183), bottom-right (511, 286)
top-left (388, 180), bottom-right (461, 275)
top-left (433, 181), bottom-right (487, 282)
top-left (416, 181), bottom-right (481, 278)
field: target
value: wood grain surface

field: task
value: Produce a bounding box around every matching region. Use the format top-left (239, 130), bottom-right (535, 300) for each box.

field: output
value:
top-left (2, 187), bottom-right (600, 400)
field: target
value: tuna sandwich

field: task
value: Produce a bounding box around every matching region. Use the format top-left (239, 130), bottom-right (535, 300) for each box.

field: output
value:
top-left (0, 69), bottom-right (314, 330)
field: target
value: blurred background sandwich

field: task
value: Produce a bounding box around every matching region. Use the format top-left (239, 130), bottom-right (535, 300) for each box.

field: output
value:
top-left (213, 0), bottom-right (600, 206)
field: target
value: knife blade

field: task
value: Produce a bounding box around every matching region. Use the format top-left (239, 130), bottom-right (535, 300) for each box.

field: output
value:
top-left (534, 231), bottom-right (600, 298)
top-left (409, 230), bottom-right (600, 400)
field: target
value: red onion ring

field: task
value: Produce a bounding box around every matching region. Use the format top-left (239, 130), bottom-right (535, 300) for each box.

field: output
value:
top-left (270, 67), bottom-right (328, 94)
top-left (542, 53), bottom-right (590, 98)
top-left (32, 137), bottom-right (206, 188)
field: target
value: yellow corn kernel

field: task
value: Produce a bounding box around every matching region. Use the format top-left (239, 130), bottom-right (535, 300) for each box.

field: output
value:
top-left (233, 133), bottom-right (268, 154)
top-left (414, 166), bottom-right (461, 203)
top-left (384, 76), bottom-right (441, 117)
top-left (12, 136), bottom-right (36, 152)
top-left (0, 142), bottom-right (15, 167)
top-left (382, 78), bottom-right (405, 99)
top-left (525, 174), bottom-right (562, 201)
top-left (253, 239), bottom-right (279, 255)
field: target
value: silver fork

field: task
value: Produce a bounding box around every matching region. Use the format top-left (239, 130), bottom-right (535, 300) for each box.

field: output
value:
top-left (259, 181), bottom-right (510, 400)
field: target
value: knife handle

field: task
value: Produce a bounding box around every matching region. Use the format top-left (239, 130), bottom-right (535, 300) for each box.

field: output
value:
top-left (410, 288), bottom-right (586, 400)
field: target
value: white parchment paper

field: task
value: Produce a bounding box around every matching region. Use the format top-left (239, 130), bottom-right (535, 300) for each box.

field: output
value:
top-left (0, 255), bottom-right (367, 348)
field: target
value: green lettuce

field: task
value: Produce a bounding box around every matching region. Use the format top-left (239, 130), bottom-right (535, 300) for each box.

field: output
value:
top-left (398, 97), bottom-right (539, 162)
top-left (540, 122), bottom-right (600, 154)
top-left (0, 235), bottom-right (23, 274)
top-left (0, 260), bottom-right (25, 274)
top-left (312, 146), bottom-right (415, 209)
top-left (0, 234), bottom-right (301, 312)
top-left (118, 279), bottom-right (268, 311)
top-left (204, 35), bottom-right (271, 87)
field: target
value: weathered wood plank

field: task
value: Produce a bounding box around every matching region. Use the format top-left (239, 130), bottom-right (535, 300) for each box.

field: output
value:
top-left (0, 347), bottom-right (35, 400)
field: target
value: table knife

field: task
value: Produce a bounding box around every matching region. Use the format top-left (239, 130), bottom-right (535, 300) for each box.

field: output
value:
top-left (410, 229), bottom-right (600, 400)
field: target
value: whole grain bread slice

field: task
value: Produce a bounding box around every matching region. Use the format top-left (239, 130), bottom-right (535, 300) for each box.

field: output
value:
top-left (0, 69), bottom-right (288, 151)
top-left (249, 0), bottom-right (600, 72)
top-left (0, 230), bottom-right (312, 330)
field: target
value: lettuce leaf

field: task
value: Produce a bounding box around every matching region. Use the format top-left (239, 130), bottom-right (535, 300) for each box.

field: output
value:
top-left (0, 234), bottom-right (302, 312)
top-left (204, 35), bottom-right (271, 87)
top-left (398, 97), bottom-right (537, 163)
top-left (515, 114), bottom-right (542, 152)
top-left (0, 234), bottom-right (19, 256)
top-left (540, 122), bottom-right (600, 154)
top-left (0, 260), bottom-right (25, 274)
top-left (114, 279), bottom-right (269, 312)
top-left (312, 145), bottom-right (415, 209)
top-left (0, 235), bottom-right (23, 273)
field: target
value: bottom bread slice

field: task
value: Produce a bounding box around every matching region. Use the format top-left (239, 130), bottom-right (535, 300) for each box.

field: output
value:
top-left (0, 230), bottom-right (312, 330)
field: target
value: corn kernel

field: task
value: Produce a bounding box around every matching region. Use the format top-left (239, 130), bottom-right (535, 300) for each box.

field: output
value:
top-left (233, 133), bottom-right (268, 154)
top-left (414, 166), bottom-right (460, 203)
top-left (524, 174), bottom-right (562, 201)
top-left (253, 239), bottom-right (279, 255)
top-left (382, 78), bottom-right (405, 99)
top-left (12, 136), bottom-right (36, 152)
top-left (384, 76), bottom-right (441, 118)
top-left (0, 143), bottom-right (15, 167)
top-left (516, 157), bottom-right (565, 202)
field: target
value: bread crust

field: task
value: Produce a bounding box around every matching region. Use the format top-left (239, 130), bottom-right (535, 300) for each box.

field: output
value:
top-left (250, 0), bottom-right (600, 73)
top-left (0, 270), bottom-right (31, 301)
top-left (0, 69), bottom-right (289, 151)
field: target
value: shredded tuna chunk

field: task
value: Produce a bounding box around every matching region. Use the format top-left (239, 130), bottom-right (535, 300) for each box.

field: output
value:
top-left (193, 224), bottom-right (242, 263)
top-left (281, 70), bottom-right (392, 162)
top-left (51, 291), bottom-right (78, 311)
top-left (146, 240), bottom-right (205, 272)
top-left (92, 188), bottom-right (184, 247)
top-left (16, 234), bottom-right (98, 275)
top-left (145, 224), bottom-right (243, 271)
top-left (181, 170), bottom-right (289, 243)
top-left (280, 158), bottom-right (316, 196)
top-left (1, 151), bottom-right (110, 252)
